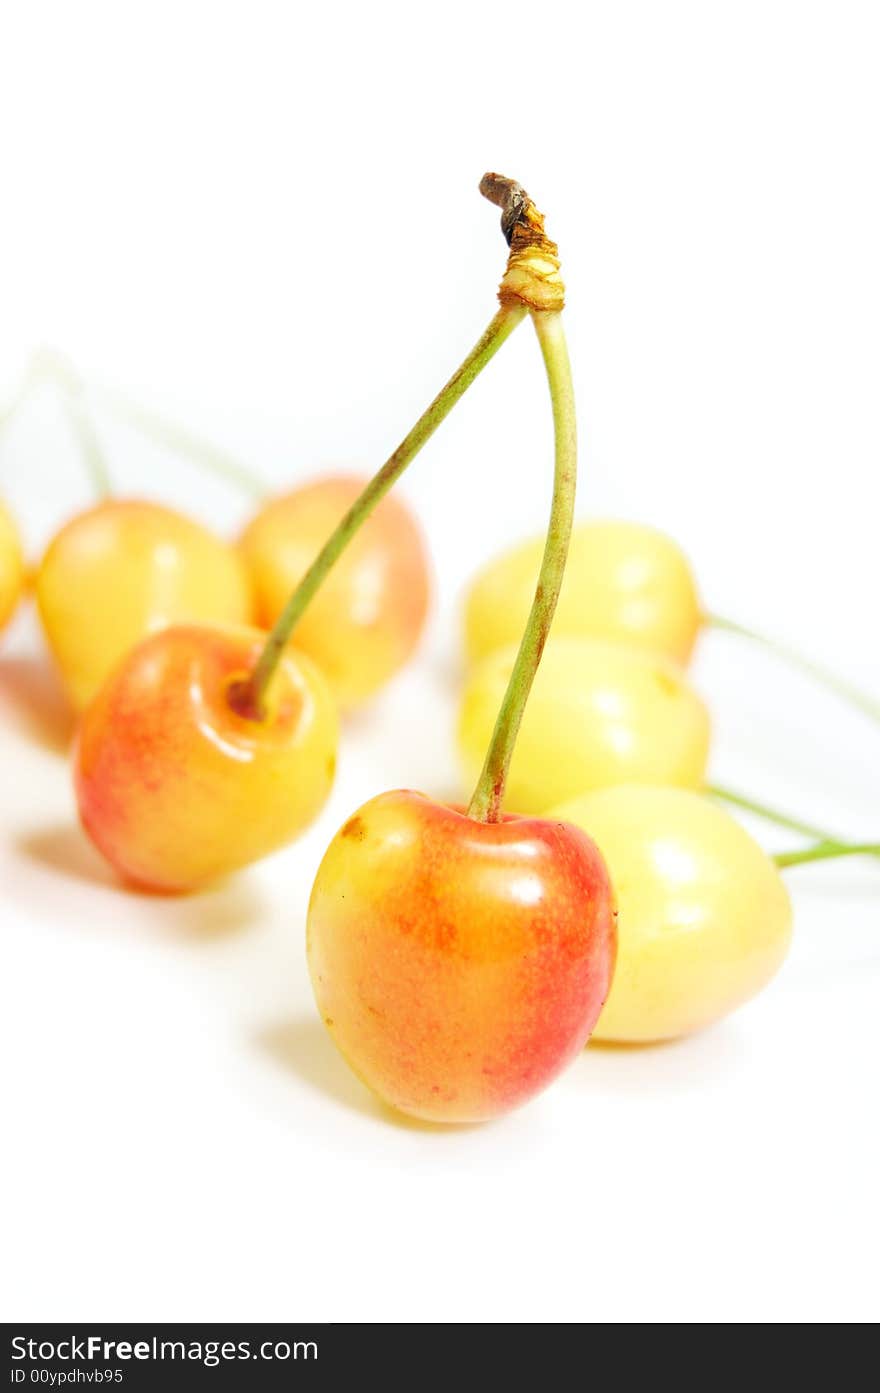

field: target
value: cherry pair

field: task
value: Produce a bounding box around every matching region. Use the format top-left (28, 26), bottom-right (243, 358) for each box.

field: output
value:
top-left (3, 176), bottom-right (873, 1127)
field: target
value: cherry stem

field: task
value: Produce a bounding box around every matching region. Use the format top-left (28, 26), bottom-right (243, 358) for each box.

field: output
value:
top-left (16, 349), bottom-right (113, 498)
top-left (93, 386), bottom-right (268, 500)
top-left (62, 381), bottom-right (113, 500)
top-left (467, 308), bottom-right (576, 822)
top-left (709, 613), bottom-right (880, 726)
top-left (710, 782), bottom-right (840, 842)
top-left (31, 348), bottom-right (267, 499)
top-left (230, 304), bottom-right (526, 719)
top-left (711, 782), bottom-right (880, 864)
top-left (775, 841), bottom-right (880, 869)
top-left (0, 362), bottom-right (37, 441)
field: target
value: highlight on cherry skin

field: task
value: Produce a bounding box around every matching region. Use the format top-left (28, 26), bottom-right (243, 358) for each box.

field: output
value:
top-left (74, 623), bottom-right (338, 892)
top-left (307, 790), bottom-right (617, 1123)
top-left (549, 785), bottom-right (793, 1042)
top-left (458, 635), bottom-right (711, 814)
top-left (36, 499), bottom-right (254, 710)
top-left (465, 520), bottom-right (702, 666)
top-left (240, 475), bottom-right (430, 709)
top-left (0, 498), bottom-right (25, 633)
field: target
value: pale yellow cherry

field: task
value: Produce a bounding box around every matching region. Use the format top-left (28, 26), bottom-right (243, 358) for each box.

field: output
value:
top-left (0, 499), bottom-right (25, 632)
top-left (550, 785), bottom-right (793, 1042)
top-left (240, 475), bottom-right (429, 710)
top-left (458, 636), bottom-right (711, 812)
top-left (464, 520), bottom-right (701, 666)
top-left (36, 499), bottom-right (254, 709)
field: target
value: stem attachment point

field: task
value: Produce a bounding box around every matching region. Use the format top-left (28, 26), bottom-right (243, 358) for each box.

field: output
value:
top-left (480, 174), bottom-right (565, 313)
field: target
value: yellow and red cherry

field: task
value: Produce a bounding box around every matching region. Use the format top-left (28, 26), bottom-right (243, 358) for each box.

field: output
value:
top-left (240, 475), bottom-right (430, 709)
top-left (550, 785), bottom-right (793, 1042)
top-left (36, 499), bottom-right (254, 710)
top-left (465, 520), bottom-right (701, 667)
top-left (0, 499), bottom-right (25, 633)
top-left (307, 790), bottom-right (616, 1123)
top-left (74, 624), bottom-right (337, 892)
top-left (458, 635), bottom-right (711, 813)
top-left (307, 188), bottom-right (618, 1122)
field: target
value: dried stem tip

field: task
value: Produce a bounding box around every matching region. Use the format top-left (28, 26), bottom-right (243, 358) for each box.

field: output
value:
top-left (479, 173), bottom-right (565, 313)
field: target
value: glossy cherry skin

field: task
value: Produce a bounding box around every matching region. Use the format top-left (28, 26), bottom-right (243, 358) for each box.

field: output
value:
top-left (307, 790), bottom-right (617, 1123)
top-left (465, 520), bottom-right (702, 667)
top-left (74, 624), bottom-right (338, 892)
top-left (37, 499), bottom-right (254, 709)
top-left (240, 475), bottom-right (430, 709)
top-left (459, 636), bottom-right (711, 813)
top-left (0, 499), bottom-right (25, 632)
top-left (551, 786), bottom-right (793, 1042)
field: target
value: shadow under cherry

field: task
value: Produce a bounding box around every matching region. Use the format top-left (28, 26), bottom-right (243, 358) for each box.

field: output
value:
top-left (14, 821), bottom-right (262, 942)
top-left (16, 822), bottom-right (116, 887)
top-left (573, 1021), bottom-right (747, 1099)
top-left (0, 653), bottom-right (74, 753)
top-left (256, 1015), bottom-right (482, 1133)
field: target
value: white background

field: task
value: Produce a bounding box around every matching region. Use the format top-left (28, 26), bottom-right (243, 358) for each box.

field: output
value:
top-left (2, 0), bottom-right (879, 1323)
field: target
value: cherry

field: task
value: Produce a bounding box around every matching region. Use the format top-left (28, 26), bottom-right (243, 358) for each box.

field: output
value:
top-left (74, 624), bottom-right (337, 891)
top-left (458, 634), bottom-right (711, 812)
top-left (36, 499), bottom-right (254, 709)
top-left (240, 475), bottom-right (429, 709)
top-left (308, 175), bottom-right (617, 1122)
top-left (0, 499), bottom-right (25, 633)
top-left (308, 792), bottom-right (615, 1122)
top-left (551, 784), bottom-right (880, 1042)
top-left (466, 519), bottom-right (700, 666)
top-left (550, 785), bottom-right (793, 1042)
top-left (465, 518), bottom-right (880, 725)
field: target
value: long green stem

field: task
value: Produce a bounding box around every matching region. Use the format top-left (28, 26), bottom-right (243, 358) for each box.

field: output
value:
top-left (709, 613), bottom-right (880, 725)
top-left (710, 782), bottom-right (880, 863)
top-left (33, 348), bottom-right (266, 499)
top-left (230, 304), bottom-right (526, 718)
top-left (63, 384), bottom-right (113, 499)
top-left (467, 310), bottom-right (576, 822)
top-left (775, 841), bottom-right (880, 869)
top-left (709, 783), bottom-right (842, 842)
top-left (24, 349), bottom-right (113, 497)
top-left (0, 363), bottom-right (36, 441)
top-left (95, 386), bottom-right (267, 499)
